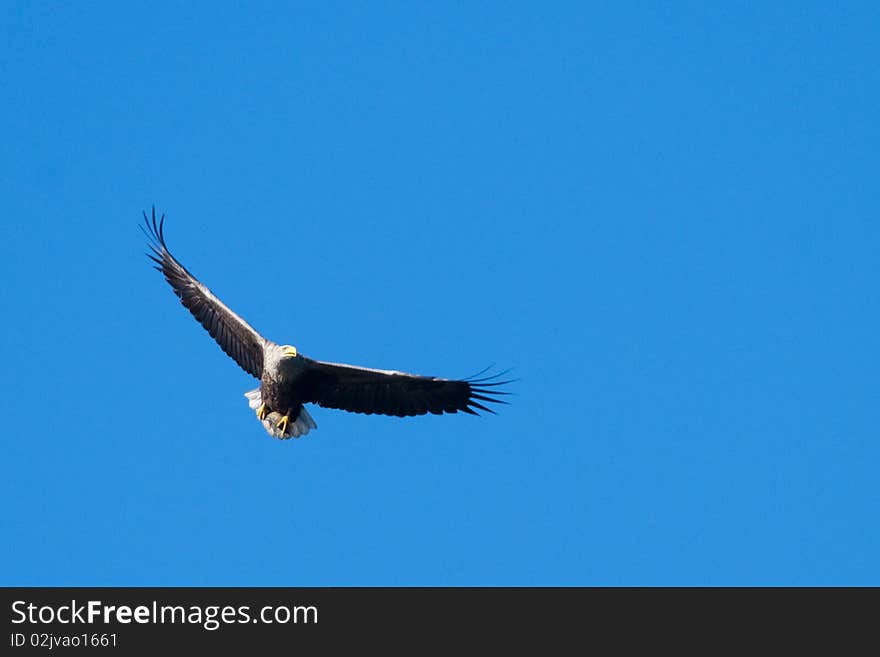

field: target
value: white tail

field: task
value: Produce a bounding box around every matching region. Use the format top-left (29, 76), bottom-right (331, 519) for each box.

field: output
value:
top-left (244, 388), bottom-right (317, 440)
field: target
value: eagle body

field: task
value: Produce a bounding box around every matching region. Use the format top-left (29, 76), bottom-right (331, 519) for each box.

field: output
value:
top-left (248, 345), bottom-right (316, 439)
top-left (261, 345), bottom-right (310, 414)
top-left (143, 208), bottom-right (510, 440)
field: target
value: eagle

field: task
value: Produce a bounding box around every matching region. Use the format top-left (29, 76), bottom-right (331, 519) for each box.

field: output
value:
top-left (143, 208), bottom-right (511, 439)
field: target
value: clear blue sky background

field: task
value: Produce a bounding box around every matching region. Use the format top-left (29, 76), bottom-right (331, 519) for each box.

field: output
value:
top-left (2, 3), bottom-right (878, 585)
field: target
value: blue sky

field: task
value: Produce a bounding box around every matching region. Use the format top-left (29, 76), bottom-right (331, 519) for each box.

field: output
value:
top-left (2, 2), bottom-right (878, 585)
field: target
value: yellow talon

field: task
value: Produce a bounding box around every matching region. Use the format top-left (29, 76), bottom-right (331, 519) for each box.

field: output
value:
top-left (277, 415), bottom-right (290, 434)
top-left (256, 403), bottom-right (268, 421)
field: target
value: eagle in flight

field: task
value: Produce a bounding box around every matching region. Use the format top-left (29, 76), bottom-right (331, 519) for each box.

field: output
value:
top-left (143, 208), bottom-right (511, 439)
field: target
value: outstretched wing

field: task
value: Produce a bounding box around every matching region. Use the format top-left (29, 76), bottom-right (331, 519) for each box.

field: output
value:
top-left (299, 358), bottom-right (512, 417)
top-left (143, 207), bottom-right (267, 379)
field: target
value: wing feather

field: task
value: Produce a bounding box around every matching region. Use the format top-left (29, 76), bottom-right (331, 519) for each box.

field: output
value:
top-left (299, 358), bottom-right (512, 418)
top-left (142, 207), bottom-right (266, 379)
